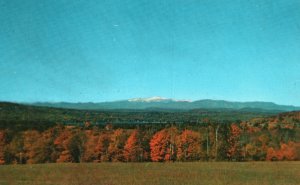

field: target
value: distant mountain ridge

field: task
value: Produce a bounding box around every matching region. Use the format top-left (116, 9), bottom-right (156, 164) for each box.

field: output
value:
top-left (29, 97), bottom-right (300, 112)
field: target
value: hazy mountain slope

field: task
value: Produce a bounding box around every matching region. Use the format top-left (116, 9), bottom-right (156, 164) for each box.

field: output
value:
top-left (29, 97), bottom-right (300, 112)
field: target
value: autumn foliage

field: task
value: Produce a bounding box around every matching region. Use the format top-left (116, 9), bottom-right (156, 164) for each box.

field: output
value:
top-left (176, 130), bottom-right (202, 161)
top-left (150, 127), bottom-right (177, 162)
top-left (124, 130), bottom-right (143, 162)
top-left (82, 130), bottom-right (99, 162)
top-left (0, 130), bottom-right (6, 165)
top-left (108, 129), bottom-right (127, 162)
top-left (0, 112), bottom-right (299, 164)
top-left (95, 131), bottom-right (111, 162)
top-left (266, 142), bottom-right (298, 161)
top-left (54, 128), bottom-right (73, 163)
top-left (227, 124), bottom-right (242, 160)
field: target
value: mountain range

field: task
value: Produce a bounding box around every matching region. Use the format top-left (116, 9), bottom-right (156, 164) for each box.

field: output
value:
top-left (29, 97), bottom-right (300, 112)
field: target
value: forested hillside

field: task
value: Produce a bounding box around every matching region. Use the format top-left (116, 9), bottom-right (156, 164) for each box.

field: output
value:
top-left (0, 102), bottom-right (276, 131)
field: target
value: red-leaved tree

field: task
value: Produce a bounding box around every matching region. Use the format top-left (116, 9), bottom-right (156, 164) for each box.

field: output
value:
top-left (82, 130), bottom-right (99, 162)
top-left (150, 127), bottom-right (178, 162)
top-left (95, 131), bottom-right (111, 162)
top-left (107, 129), bottom-right (127, 162)
top-left (227, 124), bottom-right (242, 160)
top-left (176, 129), bottom-right (203, 161)
top-left (54, 129), bottom-right (73, 163)
top-left (124, 129), bottom-right (143, 162)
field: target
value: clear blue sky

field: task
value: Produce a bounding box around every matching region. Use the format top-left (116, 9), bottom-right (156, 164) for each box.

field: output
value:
top-left (0, 0), bottom-right (300, 105)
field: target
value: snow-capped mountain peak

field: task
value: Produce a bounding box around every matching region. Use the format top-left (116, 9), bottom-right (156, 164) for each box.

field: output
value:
top-left (128, 96), bottom-right (192, 103)
top-left (128, 96), bottom-right (171, 102)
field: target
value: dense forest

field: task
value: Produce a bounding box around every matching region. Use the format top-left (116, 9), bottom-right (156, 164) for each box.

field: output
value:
top-left (0, 103), bottom-right (299, 164)
top-left (0, 102), bottom-right (277, 131)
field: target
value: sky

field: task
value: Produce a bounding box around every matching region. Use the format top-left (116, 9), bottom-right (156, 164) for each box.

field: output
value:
top-left (0, 0), bottom-right (300, 105)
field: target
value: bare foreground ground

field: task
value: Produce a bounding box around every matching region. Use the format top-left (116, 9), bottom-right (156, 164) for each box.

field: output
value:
top-left (0, 162), bottom-right (299, 185)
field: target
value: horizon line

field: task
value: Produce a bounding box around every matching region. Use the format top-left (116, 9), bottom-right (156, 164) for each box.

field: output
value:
top-left (1, 97), bottom-right (300, 107)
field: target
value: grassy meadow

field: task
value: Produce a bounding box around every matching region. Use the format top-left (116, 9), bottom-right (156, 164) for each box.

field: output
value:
top-left (0, 162), bottom-right (299, 185)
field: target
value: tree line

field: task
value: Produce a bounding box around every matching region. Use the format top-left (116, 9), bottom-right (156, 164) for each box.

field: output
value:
top-left (0, 112), bottom-right (299, 164)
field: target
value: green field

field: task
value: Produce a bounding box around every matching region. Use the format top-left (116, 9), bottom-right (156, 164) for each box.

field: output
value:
top-left (0, 162), bottom-right (299, 185)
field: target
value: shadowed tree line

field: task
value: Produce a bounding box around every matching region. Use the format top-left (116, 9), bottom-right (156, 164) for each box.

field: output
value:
top-left (0, 102), bottom-right (277, 133)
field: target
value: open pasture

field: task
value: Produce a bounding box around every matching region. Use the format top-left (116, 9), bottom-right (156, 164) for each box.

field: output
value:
top-left (0, 162), bottom-right (299, 185)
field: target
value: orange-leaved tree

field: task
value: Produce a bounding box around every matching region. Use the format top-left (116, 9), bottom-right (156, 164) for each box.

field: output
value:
top-left (124, 129), bottom-right (143, 162)
top-left (54, 128), bottom-right (73, 163)
top-left (107, 129), bottom-right (127, 162)
top-left (267, 142), bottom-right (298, 161)
top-left (266, 147), bottom-right (277, 161)
top-left (176, 129), bottom-right (202, 161)
top-left (23, 130), bottom-right (42, 164)
top-left (150, 127), bottom-right (178, 162)
top-left (95, 131), bottom-right (111, 162)
top-left (280, 142), bottom-right (297, 160)
top-left (227, 124), bottom-right (242, 161)
top-left (82, 130), bottom-right (99, 162)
